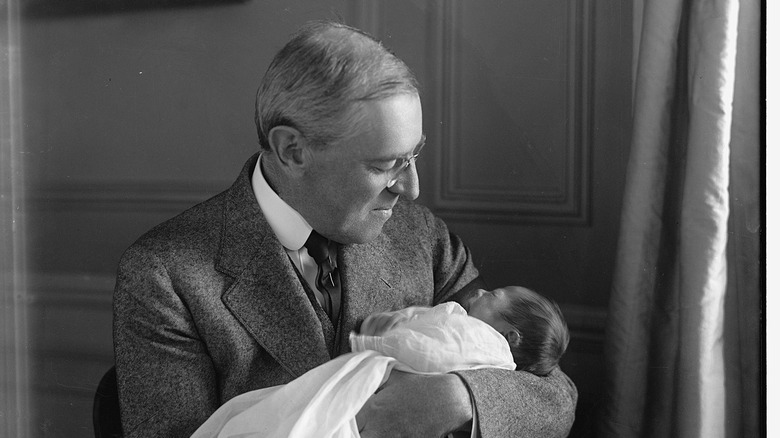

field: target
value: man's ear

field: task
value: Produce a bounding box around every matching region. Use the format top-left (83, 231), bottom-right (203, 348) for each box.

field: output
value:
top-left (267, 125), bottom-right (307, 174)
top-left (505, 329), bottom-right (522, 348)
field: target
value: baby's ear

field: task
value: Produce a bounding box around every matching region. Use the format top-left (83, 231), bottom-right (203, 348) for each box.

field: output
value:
top-left (505, 329), bottom-right (522, 348)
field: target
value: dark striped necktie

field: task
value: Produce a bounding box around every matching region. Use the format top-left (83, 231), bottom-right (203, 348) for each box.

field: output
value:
top-left (303, 231), bottom-right (341, 324)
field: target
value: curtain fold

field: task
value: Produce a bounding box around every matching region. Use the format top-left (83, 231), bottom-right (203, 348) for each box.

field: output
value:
top-left (723, 0), bottom-right (762, 435)
top-left (598, 0), bottom-right (760, 436)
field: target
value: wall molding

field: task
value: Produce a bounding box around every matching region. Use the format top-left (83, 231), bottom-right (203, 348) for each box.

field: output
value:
top-left (26, 272), bottom-right (115, 359)
top-left (26, 272), bottom-right (115, 307)
top-left (25, 271), bottom-right (606, 349)
top-left (560, 303), bottom-right (606, 353)
top-left (429, 0), bottom-right (594, 224)
top-left (25, 272), bottom-right (115, 413)
top-left (25, 181), bottom-right (224, 213)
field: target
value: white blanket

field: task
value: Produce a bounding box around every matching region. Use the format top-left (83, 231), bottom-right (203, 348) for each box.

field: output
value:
top-left (191, 302), bottom-right (515, 438)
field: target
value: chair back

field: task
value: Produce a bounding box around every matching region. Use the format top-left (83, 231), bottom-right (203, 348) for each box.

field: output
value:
top-left (93, 366), bottom-right (123, 438)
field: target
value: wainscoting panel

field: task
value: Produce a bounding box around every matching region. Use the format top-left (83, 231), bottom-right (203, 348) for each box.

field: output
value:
top-left (26, 273), bottom-right (115, 437)
top-left (429, 0), bottom-right (593, 223)
top-left (25, 181), bottom-right (224, 274)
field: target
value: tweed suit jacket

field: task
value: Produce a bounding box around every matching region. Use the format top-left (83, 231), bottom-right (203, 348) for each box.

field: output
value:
top-left (113, 154), bottom-right (577, 438)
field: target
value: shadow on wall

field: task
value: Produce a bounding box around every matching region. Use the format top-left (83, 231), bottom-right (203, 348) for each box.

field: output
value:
top-left (23, 0), bottom-right (248, 18)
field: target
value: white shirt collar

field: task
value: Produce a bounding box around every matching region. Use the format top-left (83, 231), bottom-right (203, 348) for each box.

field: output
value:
top-left (251, 154), bottom-right (313, 251)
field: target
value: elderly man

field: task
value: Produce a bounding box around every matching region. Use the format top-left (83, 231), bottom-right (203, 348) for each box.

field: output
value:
top-left (113, 21), bottom-right (577, 437)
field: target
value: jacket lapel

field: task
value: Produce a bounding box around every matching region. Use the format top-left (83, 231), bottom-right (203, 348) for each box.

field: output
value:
top-left (337, 232), bottom-right (402, 353)
top-left (216, 154), bottom-right (331, 378)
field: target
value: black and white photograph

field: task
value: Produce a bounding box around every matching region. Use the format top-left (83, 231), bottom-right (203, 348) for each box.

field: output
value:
top-left (1, 0), bottom-right (764, 437)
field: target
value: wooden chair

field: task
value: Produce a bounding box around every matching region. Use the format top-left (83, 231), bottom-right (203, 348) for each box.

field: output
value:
top-left (93, 366), bottom-right (123, 438)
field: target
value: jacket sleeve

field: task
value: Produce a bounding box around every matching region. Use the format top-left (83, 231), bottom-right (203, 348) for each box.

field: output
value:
top-left (454, 367), bottom-right (578, 438)
top-left (113, 242), bottom-right (219, 438)
top-left (425, 209), bottom-right (578, 437)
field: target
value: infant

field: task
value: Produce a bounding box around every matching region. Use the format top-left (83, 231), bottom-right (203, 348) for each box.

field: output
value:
top-left (191, 286), bottom-right (568, 438)
top-left (355, 285), bottom-right (569, 376)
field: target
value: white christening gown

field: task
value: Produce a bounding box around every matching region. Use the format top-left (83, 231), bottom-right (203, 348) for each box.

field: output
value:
top-left (190, 302), bottom-right (515, 438)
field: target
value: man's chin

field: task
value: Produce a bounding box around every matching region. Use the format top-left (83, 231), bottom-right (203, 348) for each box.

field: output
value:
top-left (337, 221), bottom-right (387, 245)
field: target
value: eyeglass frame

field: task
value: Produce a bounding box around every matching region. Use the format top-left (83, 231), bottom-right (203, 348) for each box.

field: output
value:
top-left (386, 134), bottom-right (426, 188)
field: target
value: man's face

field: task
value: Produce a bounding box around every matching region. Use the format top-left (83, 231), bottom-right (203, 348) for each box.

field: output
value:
top-left (299, 93), bottom-right (423, 244)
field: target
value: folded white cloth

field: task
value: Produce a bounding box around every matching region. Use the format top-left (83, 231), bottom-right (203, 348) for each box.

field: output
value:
top-left (190, 302), bottom-right (514, 438)
top-left (350, 302), bottom-right (516, 374)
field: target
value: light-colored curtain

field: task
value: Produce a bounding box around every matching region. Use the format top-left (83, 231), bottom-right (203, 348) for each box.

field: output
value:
top-left (598, 0), bottom-right (761, 436)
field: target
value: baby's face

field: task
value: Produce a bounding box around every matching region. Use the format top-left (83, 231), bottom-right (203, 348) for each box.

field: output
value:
top-left (465, 287), bottom-right (521, 334)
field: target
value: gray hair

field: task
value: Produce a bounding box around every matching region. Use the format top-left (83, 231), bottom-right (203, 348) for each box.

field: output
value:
top-left (255, 21), bottom-right (420, 150)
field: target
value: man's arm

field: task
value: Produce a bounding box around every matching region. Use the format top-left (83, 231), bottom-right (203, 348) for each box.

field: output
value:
top-left (113, 242), bottom-right (219, 437)
top-left (386, 206), bottom-right (577, 437)
top-left (356, 371), bottom-right (473, 438)
top-left (356, 367), bottom-right (577, 438)
top-left (455, 367), bottom-right (578, 437)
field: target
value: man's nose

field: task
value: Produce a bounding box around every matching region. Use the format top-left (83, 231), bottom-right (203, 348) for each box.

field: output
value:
top-left (387, 162), bottom-right (420, 200)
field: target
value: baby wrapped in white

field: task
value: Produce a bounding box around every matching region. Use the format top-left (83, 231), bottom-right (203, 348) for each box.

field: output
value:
top-left (190, 302), bottom-right (515, 438)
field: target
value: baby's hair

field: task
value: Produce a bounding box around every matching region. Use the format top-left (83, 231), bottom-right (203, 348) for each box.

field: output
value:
top-left (499, 287), bottom-right (569, 376)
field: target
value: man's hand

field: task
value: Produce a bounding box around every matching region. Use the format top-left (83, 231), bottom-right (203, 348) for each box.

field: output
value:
top-left (356, 370), bottom-right (473, 438)
top-left (359, 311), bottom-right (408, 336)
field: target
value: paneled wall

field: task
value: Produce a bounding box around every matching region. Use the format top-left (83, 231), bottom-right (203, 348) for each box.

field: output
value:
top-left (364, 3), bottom-right (631, 434)
top-left (21, 1), bottom-right (631, 436)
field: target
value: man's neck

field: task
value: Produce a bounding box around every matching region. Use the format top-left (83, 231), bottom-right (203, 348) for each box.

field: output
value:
top-left (252, 153), bottom-right (313, 251)
top-left (260, 154), bottom-right (313, 230)
top-left (259, 154), bottom-right (281, 195)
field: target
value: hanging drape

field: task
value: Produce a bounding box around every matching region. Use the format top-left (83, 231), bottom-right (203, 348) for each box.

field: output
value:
top-left (598, 0), bottom-right (761, 436)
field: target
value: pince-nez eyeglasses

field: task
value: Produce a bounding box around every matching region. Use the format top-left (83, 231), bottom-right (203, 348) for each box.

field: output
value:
top-left (387, 135), bottom-right (426, 188)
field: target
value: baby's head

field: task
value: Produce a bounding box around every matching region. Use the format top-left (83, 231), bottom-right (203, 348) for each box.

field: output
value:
top-left (465, 286), bottom-right (569, 376)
